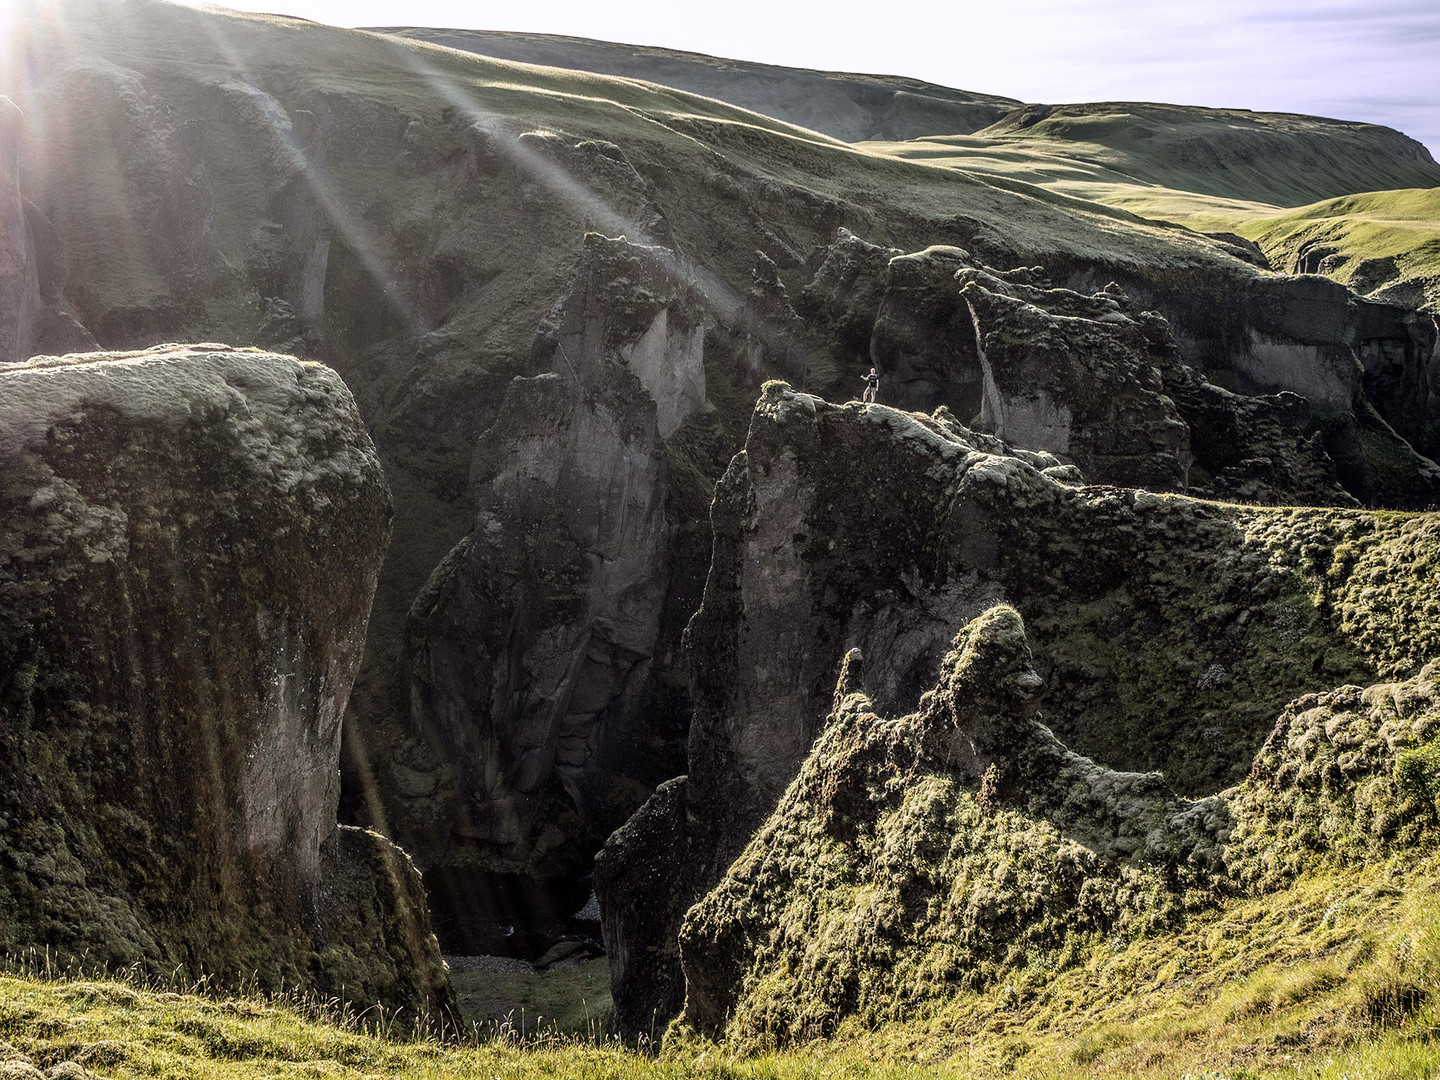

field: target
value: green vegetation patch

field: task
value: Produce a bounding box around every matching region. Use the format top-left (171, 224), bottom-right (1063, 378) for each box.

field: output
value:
top-left (678, 596), bottom-right (1440, 1052)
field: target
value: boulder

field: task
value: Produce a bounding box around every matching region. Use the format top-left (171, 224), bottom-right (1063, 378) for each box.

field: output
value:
top-left (0, 345), bottom-right (455, 1024)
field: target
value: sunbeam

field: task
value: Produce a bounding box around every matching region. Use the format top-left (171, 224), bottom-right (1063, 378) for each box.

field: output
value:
top-left (384, 35), bottom-right (747, 321)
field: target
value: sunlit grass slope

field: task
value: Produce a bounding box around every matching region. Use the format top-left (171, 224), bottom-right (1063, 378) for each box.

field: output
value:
top-left (865, 101), bottom-right (1440, 209)
top-left (3, 852), bottom-right (1437, 1078)
top-left (1233, 189), bottom-right (1440, 306)
top-left (375, 27), bottom-right (1021, 144)
top-left (1075, 187), bottom-right (1440, 311)
top-left (865, 109), bottom-right (1440, 309)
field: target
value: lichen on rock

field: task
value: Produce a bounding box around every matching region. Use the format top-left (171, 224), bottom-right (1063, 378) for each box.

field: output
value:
top-left (0, 344), bottom-right (454, 1024)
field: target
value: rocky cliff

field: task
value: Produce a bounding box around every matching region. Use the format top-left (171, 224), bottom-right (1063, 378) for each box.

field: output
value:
top-left (806, 233), bottom-right (1440, 508)
top-left (6, 0), bottom-right (1440, 963)
top-left (678, 604), bottom-right (1440, 1044)
top-left (0, 345), bottom-right (454, 1023)
top-left (598, 384), bottom-right (1440, 1034)
top-left (398, 235), bottom-right (705, 949)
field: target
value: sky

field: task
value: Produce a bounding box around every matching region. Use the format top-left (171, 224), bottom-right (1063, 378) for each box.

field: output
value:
top-left (184, 0), bottom-right (1440, 157)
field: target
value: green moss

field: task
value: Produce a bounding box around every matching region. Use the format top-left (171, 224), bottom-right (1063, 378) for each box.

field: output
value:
top-left (680, 592), bottom-right (1440, 1049)
top-left (1394, 739), bottom-right (1440, 820)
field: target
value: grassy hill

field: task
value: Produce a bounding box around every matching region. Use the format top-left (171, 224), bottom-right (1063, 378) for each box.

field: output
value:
top-left (966, 102), bottom-right (1440, 206)
top-left (862, 106), bottom-right (1440, 309)
top-left (371, 27), bottom-right (1021, 142)
top-left (1234, 188), bottom-right (1440, 310)
top-left (370, 31), bottom-right (1440, 310)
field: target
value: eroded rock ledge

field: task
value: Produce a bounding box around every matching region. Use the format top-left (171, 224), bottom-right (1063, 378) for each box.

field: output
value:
top-left (678, 605), bottom-right (1440, 1043)
top-left (599, 384), bottom-right (1440, 1036)
top-left (0, 345), bottom-right (454, 1023)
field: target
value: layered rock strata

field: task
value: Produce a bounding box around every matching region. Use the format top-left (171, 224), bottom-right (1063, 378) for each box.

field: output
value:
top-left (0, 345), bottom-right (454, 1023)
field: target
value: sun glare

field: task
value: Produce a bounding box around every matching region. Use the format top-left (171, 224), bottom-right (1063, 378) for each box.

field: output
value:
top-left (0, 0), bottom-right (20, 38)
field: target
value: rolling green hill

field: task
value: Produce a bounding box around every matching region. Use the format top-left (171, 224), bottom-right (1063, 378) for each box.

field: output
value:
top-left (371, 31), bottom-right (1440, 310)
top-left (372, 27), bottom-right (1021, 143)
top-left (1236, 188), bottom-right (1440, 310)
top-left (966, 101), bottom-right (1440, 207)
top-left (862, 106), bottom-right (1440, 309)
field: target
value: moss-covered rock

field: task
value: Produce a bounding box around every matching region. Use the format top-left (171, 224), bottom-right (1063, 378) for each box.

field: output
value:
top-left (1229, 661), bottom-right (1440, 888)
top-left (610, 382), bottom-right (1440, 1033)
top-left (0, 345), bottom-right (454, 1024)
top-left (961, 270), bottom-right (1194, 492)
top-left (677, 605), bottom-right (1440, 1046)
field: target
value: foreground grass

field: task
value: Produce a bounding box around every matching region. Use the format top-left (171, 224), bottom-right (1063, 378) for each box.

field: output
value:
top-left (2, 855), bottom-right (1437, 1078)
top-left (796, 854), bottom-right (1440, 1077)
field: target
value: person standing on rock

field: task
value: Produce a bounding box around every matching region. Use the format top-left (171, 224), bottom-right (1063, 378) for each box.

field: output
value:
top-left (862, 367), bottom-right (879, 403)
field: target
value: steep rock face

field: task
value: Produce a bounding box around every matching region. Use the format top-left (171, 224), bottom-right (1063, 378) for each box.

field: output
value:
top-left (606, 385), bottom-right (1440, 1030)
top-left (868, 245), bottom-right (979, 416)
top-left (681, 388), bottom-right (1357, 876)
top-left (1240, 275), bottom-right (1381, 411)
top-left (959, 268), bottom-right (1367, 505)
top-left (403, 236), bottom-right (702, 948)
top-left (1355, 306), bottom-right (1440, 461)
top-left (593, 775), bottom-right (689, 1039)
top-left (796, 229), bottom-right (900, 374)
top-left (1152, 271), bottom-right (1440, 504)
top-left (735, 252), bottom-right (810, 387)
top-left (799, 230), bottom-right (1437, 508)
top-left (677, 606), bottom-right (1440, 1044)
top-left (962, 270), bottom-right (1193, 491)
top-left (0, 346), bottom-right (454, 1022)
